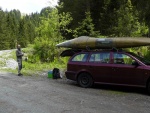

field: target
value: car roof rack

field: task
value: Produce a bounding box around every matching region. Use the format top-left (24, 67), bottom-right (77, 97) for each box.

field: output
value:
top-left (111, 47), bottom-right (123, 52)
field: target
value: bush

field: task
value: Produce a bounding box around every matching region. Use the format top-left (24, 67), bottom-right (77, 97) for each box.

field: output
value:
top-left (30, 6), bottom-right (72, 63)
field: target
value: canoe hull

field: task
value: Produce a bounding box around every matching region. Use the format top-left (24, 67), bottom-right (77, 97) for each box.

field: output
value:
top-left (56, 36), bottom-right (150, 49)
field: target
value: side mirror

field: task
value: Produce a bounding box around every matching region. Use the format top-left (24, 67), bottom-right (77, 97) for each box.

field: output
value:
top-left (132, 61), bottom-right (139, 67)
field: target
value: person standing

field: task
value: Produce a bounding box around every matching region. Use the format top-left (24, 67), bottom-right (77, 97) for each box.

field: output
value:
top-left (16, 44), bottom-right (24, 76)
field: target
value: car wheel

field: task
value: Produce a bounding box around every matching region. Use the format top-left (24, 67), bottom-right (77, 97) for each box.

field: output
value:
top-left (77, 73), bottom-right (93, 88)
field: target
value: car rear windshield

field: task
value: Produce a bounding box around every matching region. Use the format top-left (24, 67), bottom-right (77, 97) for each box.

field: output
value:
top-left (71, 53), bottom-right (88, 62)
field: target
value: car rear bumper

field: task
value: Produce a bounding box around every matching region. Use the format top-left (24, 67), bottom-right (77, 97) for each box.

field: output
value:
top-left (65, 71), bottom-right (77, 81)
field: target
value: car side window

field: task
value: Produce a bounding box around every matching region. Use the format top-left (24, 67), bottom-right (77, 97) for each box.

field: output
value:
top-left (71, 53), bottom-right (88, 62)
top-left (113, 53), bottom-right (135, 65)
top-left (89, 53), bottom-right (110, 63)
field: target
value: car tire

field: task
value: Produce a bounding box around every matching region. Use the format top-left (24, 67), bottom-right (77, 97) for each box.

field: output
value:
top-left (77, 73), bottom-right (93, 88)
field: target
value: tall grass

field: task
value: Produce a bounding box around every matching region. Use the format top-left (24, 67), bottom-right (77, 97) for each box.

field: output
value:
top-left (21, 56), bottom-right (68, 75)
top-left (21, 54), bottom-right (69, 76)
top-left (0, 46), bottom-right (69, 76)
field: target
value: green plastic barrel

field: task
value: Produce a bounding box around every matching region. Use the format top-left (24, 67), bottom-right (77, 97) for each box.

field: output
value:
top-left (48, 70), bottom-right (53, 78)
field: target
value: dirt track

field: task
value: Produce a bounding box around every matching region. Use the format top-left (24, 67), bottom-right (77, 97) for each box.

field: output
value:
top-left (0, 72), bottom-right (150, 113)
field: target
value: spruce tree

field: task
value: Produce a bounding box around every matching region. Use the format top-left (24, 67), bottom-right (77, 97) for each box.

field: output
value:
top-left (112, 0), bottom-right (148, 37)
top-left (74, 11), bottom-right (100, 37)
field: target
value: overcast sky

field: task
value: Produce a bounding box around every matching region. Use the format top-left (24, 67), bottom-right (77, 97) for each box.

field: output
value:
top-left (0, 0), bottom-right (58, 14)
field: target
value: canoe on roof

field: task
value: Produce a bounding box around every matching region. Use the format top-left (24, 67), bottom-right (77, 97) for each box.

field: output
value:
top-left (56, 36), bottom-right (150, 49)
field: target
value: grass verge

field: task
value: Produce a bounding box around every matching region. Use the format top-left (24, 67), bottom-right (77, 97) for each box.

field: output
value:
top-left (0, 48), bottom-right (68, 76)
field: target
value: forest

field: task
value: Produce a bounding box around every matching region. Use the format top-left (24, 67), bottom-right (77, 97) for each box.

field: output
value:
top-left (0, 0), bottom-right (150, 62)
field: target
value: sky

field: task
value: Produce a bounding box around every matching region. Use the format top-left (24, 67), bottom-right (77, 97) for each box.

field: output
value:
top-left (0, 0), bottom-right (58, 14)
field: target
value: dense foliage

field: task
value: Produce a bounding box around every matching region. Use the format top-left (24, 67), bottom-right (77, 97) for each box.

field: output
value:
top-left (0, 7), bottom-right (52, 50)
top-left (0, 8), bottom-right (39, 50)
top-left (1, 0), bottom-right (150, 62)
top-left (58, 0), bottom-right (150, 38)
top-left (31, 7), bottom-right (72, 62)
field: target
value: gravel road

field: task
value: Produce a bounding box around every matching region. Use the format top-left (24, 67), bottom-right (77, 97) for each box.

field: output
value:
top-left (0, 72), bottom-right (150, 113)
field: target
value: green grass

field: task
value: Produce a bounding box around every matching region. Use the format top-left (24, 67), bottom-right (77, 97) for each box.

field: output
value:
top-left (0, 47), bottom-right (69, 76)
top-left (0, 58), bottom-right (68, 76)
top-left (0, 60), bottom-right (5, 67)
top-left (21, 58), bottom-right (68, 76)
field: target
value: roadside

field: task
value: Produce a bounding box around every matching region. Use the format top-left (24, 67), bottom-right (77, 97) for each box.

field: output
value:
top-left (0, 49), bottom-right (66, 76)
top-left (0, 49), bottom-right (18, 70)
top-left (0, 72), bottom-right (150, 113)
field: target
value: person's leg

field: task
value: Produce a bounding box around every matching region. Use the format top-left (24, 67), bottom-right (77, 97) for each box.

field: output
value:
top-left (18, 63), bottom-right (21, 75)
top-left (20, 60), bottom-right (23, 75)
top-left (18, 59), bottom-right (22, 76)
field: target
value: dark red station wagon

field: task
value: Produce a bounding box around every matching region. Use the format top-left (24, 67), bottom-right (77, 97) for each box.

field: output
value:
top-left (64, 49), bottom-right (150, 93)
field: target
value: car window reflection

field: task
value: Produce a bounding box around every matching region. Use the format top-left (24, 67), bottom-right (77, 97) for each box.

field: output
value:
top-left (89, 53), bottom-right (110, 63)
top-left (72, 53), bottom-right (88, 62)
top-left (113, 53), bottom-right (135, 65)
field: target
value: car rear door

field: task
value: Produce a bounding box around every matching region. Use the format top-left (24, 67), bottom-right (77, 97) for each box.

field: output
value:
top-left (87, 52), bottom-right (112, 83)
top-left (67, 53), bottom-right (89, 76)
